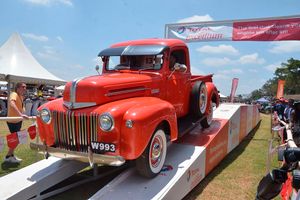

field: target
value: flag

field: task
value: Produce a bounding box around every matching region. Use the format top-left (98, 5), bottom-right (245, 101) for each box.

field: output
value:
top-left (276, 80), bottom-right (285, 99)
top-left (6, 132), bottom-right (19, 149)
top-left (28, 125), bottom-right (37, 140)
top-left (17, 130), bottom-right (28, 144)
top-left (229, 78), bottom-right (239, 102)
top-left (0, 136), bottom-right (4, 152)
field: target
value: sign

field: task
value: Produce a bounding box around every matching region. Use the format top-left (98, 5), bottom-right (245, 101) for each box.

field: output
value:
top-left (165, 15), bottom-right (300, 42)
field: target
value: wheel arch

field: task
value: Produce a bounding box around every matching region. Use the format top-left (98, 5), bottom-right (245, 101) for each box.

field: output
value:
top-left (120, 97), bottom-right (177, 160)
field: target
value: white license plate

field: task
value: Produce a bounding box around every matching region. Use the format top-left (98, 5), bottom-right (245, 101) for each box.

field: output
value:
top-left (91, 141), bottom-right (116, 153)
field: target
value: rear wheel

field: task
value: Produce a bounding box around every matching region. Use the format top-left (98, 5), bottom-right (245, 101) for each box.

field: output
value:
top-left (136, 128), bottom-right (167, 178)
top-left (190, 81), bottom-right (207, 118)
top-left (201, 101), bottom-right (214, 128)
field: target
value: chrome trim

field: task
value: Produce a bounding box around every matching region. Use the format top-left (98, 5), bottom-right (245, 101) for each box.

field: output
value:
top-left (151, 88), bottom-right (160, 94)
top-left (30, 142), bottom-right (125, 166)
top-left (99, 112), bottom-right (114, 132)
top-left (105, 87), bottom-right (148, 97)
top-left (70, 78), bottom-right (83, 104)
top-left (63, 101), bottom-right (97, 109)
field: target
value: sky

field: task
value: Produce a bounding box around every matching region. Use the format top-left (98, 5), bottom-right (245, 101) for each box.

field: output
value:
top-left (0, 0), bottom-right (300, 96)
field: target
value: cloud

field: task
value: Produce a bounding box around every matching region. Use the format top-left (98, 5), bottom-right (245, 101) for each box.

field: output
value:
top-left (197, 45), bottom-right (239, 55)
top-left (264, 63), bottom-right (281, 72)
top-left (248, 69), bottom-right (258, 73)
top-left (56, 36), bottom-right (63, 42)
top-left (22, 33), bottom-right (49, 42)
top-left (238, 53), bottom-right (265, 65)
top-left (37, 46), bottom-right (59, 60)
top-left (23, 0), bottom-right (73, 6)
top-left (213, 73), bottom-right (230, 80)
top-left (219, 68), bottom-right (243, 74)
top-left (177, 14), bottom-right (213, 23)
top-left (269, 41), bottom-right (300, 54)
top-left (191, 66), bottom-right (205, 75)
top-left (202, 57), bottom-right (232, 67)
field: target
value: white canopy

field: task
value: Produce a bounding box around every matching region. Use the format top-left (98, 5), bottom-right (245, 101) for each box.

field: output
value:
top-left (0, 33), bottom-right (66, 85)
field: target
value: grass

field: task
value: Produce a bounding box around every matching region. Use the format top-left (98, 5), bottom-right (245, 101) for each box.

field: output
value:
top-left (0, 114), bottom-right (282, 199)
top-left (0, 120), bottom-right (43, 177)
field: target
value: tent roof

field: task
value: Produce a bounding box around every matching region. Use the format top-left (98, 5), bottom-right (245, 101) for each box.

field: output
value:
top-left (0, 33), bottom-right (66, 85)
top-left (256, 97), bottom-right (269, 103)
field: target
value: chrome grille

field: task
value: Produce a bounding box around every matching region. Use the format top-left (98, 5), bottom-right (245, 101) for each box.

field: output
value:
top-left (52, 111), bottom-right (98, 152)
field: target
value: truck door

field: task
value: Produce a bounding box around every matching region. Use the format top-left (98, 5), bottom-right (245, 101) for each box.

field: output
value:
top-left (166, 49), bottom-right (191, 117)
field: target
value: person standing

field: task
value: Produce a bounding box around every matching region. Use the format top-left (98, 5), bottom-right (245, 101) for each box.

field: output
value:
top-left (4, 82), bottom-right (29, 163)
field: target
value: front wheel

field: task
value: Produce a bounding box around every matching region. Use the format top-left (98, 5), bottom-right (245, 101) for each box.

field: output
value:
top-left (136, 128), bottom-right (167, 178)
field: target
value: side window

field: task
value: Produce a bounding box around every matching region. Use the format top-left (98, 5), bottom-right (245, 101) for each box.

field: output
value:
top-left (169, 50), bottom-right (186, 70)
top-left (170, 50), bottom-right (186, 65)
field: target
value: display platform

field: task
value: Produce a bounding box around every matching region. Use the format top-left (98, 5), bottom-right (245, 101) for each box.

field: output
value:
top-left (90, 103), bottom-right (260, 200)
top-left (0, 103), bottom-right (260, 200)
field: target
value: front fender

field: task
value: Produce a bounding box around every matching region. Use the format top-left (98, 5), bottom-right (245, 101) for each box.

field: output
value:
top-left (206, 82), bottom-right (220, 113)
top-left (120, 97), bottom-right (177, 160)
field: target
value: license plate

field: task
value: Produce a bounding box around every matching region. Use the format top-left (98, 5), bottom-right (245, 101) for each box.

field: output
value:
top-left (90, 141), bottom-right (116, 153)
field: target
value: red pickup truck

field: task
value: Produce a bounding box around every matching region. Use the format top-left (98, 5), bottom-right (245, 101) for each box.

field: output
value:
top-left (31, 39), bottom-right (219, 178)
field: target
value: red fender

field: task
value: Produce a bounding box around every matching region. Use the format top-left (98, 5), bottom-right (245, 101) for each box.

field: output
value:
top-left (205, 82), bottom-right (220, 114)
top-left (120, 97), bottom-right (177, 160)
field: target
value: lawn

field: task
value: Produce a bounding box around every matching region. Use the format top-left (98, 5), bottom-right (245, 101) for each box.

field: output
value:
top-left (0, 113), bottom-right (281, 199)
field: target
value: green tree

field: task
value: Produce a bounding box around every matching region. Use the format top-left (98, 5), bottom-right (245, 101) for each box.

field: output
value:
top-left (275, 58), bottom-right (300, 94)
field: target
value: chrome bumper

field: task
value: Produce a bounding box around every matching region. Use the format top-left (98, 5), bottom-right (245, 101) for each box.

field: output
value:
top-left (30, 142), bottom-right (125, 167)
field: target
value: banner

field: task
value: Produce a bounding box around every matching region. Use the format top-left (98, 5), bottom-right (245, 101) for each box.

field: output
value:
top-left (0, 125), bottom-right (37, 152)
top-left (165, 15), bottom-right (300, 42)
top-left (229, 78), bottom-right (239, 102)
top-left (276, 79), bottom-right (285, 99)
top-left (166, 23), bottom-right (233, 42)
top-left (6, 132), bottom-right (19, 149)
top-left (17, 130), bottom-right (28, 144)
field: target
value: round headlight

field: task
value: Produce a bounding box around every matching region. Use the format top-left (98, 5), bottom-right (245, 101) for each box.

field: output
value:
top-left (40, 108), bottom-right (51, 124)
top-left (99, 113), bottom-right (114, 132)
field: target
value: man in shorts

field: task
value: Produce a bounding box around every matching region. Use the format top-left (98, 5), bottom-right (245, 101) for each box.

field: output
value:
top-left (4, 82), bottom-right (29, 163)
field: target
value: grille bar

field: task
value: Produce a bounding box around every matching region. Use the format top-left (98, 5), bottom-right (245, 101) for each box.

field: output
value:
top-left (52, 111), bottom-right (99, 153)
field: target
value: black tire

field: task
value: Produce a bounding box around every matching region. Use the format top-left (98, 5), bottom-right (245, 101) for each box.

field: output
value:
top-left (136, 128), bottom-right (167, 178)
top-left (200, 101), bottom-right (214, 128)
top-left (190, 81), bottom-right (208, 118)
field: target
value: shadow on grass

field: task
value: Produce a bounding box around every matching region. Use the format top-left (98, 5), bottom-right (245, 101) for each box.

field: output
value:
top-left (1, 161), bottom-right (20, 170)
top-left (183, 121), bottom-right (262, 200)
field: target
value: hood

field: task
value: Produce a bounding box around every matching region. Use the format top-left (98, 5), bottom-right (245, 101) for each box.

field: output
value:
top-left (63, 72), bottom-right (162, 109)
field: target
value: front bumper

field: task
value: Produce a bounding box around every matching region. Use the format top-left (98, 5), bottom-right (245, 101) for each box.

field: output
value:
top-left (30, 142), bottom-right (125, 166)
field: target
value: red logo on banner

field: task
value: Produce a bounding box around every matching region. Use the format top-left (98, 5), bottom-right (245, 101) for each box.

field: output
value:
top-left (28, 125), bottom-right (37, 140)
top-left (276, 80), bottom-right (285, 99)
top-left (6, 132), bottom-right (19, 149)
top-left (233, 18), bottom-right (300, 41)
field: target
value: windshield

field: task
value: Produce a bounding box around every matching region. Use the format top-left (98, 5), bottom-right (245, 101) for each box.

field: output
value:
top-left (104, 55), bottom-right (163, 71)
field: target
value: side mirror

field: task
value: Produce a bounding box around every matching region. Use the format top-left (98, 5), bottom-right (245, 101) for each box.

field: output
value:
top-left (95, 65), bottom-right (100, 75)
top-left (174, 63), bottom-right (187, 72)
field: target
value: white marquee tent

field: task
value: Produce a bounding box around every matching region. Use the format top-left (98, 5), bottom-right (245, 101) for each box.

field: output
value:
top-left (0, 33), bottom-right (66, 86)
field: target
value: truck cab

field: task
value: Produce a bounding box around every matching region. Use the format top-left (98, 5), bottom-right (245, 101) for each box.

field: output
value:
top-left (32, 39), bottom-right (219, 178)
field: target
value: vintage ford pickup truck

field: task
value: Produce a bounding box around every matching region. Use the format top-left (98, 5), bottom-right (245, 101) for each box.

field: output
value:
top-left (31, 39), bottom-right (220, 178)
